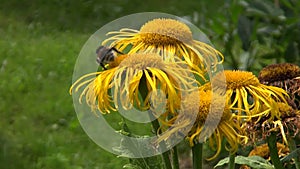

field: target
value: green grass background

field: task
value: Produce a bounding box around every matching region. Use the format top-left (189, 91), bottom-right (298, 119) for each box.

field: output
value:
top-left (0, 9), bottom-right (123, 169)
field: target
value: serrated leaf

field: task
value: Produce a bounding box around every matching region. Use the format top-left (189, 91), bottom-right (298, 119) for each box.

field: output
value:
top-left (114, 120), bottom-right (154, 157)
top-left (113, 135), bottom-right (154, 158)
top-left (113, 123), bottom-right (163, 169)
top-left (214, 156), bottom-right (274, 169)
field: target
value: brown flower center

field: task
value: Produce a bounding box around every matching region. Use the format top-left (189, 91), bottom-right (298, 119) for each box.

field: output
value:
top-left (258, 63), bottom-right (300, 83)
top-left (213, 70), bottom-right (260, 89)
top-left (118, 53), bottom-right (165, 70)
top-left (183, 91), bottom-right (228, 123)
top-left (139, 18), bottom-right (193, 45)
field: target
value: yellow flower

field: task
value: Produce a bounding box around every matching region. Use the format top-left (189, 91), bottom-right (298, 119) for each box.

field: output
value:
top-left (259, 63), bottom-right (300, 110)
top-left (201, 70), bottom-right (288, 121)
top-left (69, 53), bottom-right (199, 114)
top-left (156, 90), bottom-right (248, 160)
top-left (102, 18), bottom-right (224, 73)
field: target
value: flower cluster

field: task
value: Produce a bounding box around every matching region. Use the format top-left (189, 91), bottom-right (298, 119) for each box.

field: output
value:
top-left (240, 63), bottom-right (300, 167)
top-left (69, 17), bottom-right (297, 164)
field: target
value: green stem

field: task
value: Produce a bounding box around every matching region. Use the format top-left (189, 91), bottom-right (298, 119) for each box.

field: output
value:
top-left (267, 132), bottom-right (284, 169)
top-left (162, 149), bottom-right (172, 169)
top-left (150, 114), bottom-right (172, 169)
top-left (288, 137), bottom-right (300, 169)
top-left (228, 153), bottom-right (235, 169)
top-left (172, 146), bottom-right (180, 169)
top-left (139, 75), bottom-right (173, 169)
top-left (192, 142), bottom-right (203, 169)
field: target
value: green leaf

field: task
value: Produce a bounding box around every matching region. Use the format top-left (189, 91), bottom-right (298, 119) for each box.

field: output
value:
top-left (243, 0), bottom-right (285, 23)
top-left (238, 15), bottom-right (253, 51)
top-left (260, 52), bottom-right (278, 59)
top-left (280, 0), bottom-right (297, 11)
top-left (284, 41), bottom-right (299, 63)
top-left (257, 25), bottom-right (281, 37)
top-left (247, 0), bottom-right (284, 17)
top-left (281, 147), bottom-right (300, 163)
top-left (214, 156), bottom-right (274, 169)
top-left (113, 121), bottom-right (164, 169)
top-left (214, 157), bottom-right (230, 168)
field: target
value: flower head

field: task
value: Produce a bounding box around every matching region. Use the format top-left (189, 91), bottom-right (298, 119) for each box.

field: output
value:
top-left (102, 18), bottom-right (223, 73)
top-left (244, 102), bottom-right (300, 144)
top-left (139, 18), bottom-right (193, 45)
top-left (259, 63), bottom-right (300, 109)
top-left (69, 53), bottom-right (198, 115)
top-left (156, 90), bottom-right (247, 160)
top-left (258, 63), bottom-right (300, 84)
top-left (202, 70), bottom-right (288, 121)
top-left (248, 143), bottom-right (289, 159)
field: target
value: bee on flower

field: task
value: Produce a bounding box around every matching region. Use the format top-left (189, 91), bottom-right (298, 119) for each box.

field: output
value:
top-left (102, 18), bottom-right (224, 75)
top-left (70, 53), bottom-right (200, 116)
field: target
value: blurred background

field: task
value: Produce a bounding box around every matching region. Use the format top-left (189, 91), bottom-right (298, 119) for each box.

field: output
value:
top-left (0, 0), bottom-right (299, 168)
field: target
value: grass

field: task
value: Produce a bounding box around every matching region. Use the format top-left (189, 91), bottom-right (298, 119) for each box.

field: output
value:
top-left (0, 11), bottom-right (129, 169)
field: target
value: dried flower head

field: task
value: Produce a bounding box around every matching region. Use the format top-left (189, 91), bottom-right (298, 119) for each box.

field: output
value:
top-left (248, 143), bottom-right (289, 159)
top-left (259, 63), bottom-right (300, 109)
top-left (245, 102), bottom-right (300, 144)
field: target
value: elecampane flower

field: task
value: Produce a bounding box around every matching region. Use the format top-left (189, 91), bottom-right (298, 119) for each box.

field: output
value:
top-left (156, 90), bottom-right (247, 160)
top-left (102, 18), bottom-right (224, 74)
top-left (70, 53), bottom-right (199, 115)
top-left (201, 70), bottom-right (288, 121)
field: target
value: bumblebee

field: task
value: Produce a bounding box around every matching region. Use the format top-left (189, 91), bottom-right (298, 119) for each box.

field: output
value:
top-left (96, 46), bottom-right (123, 70)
